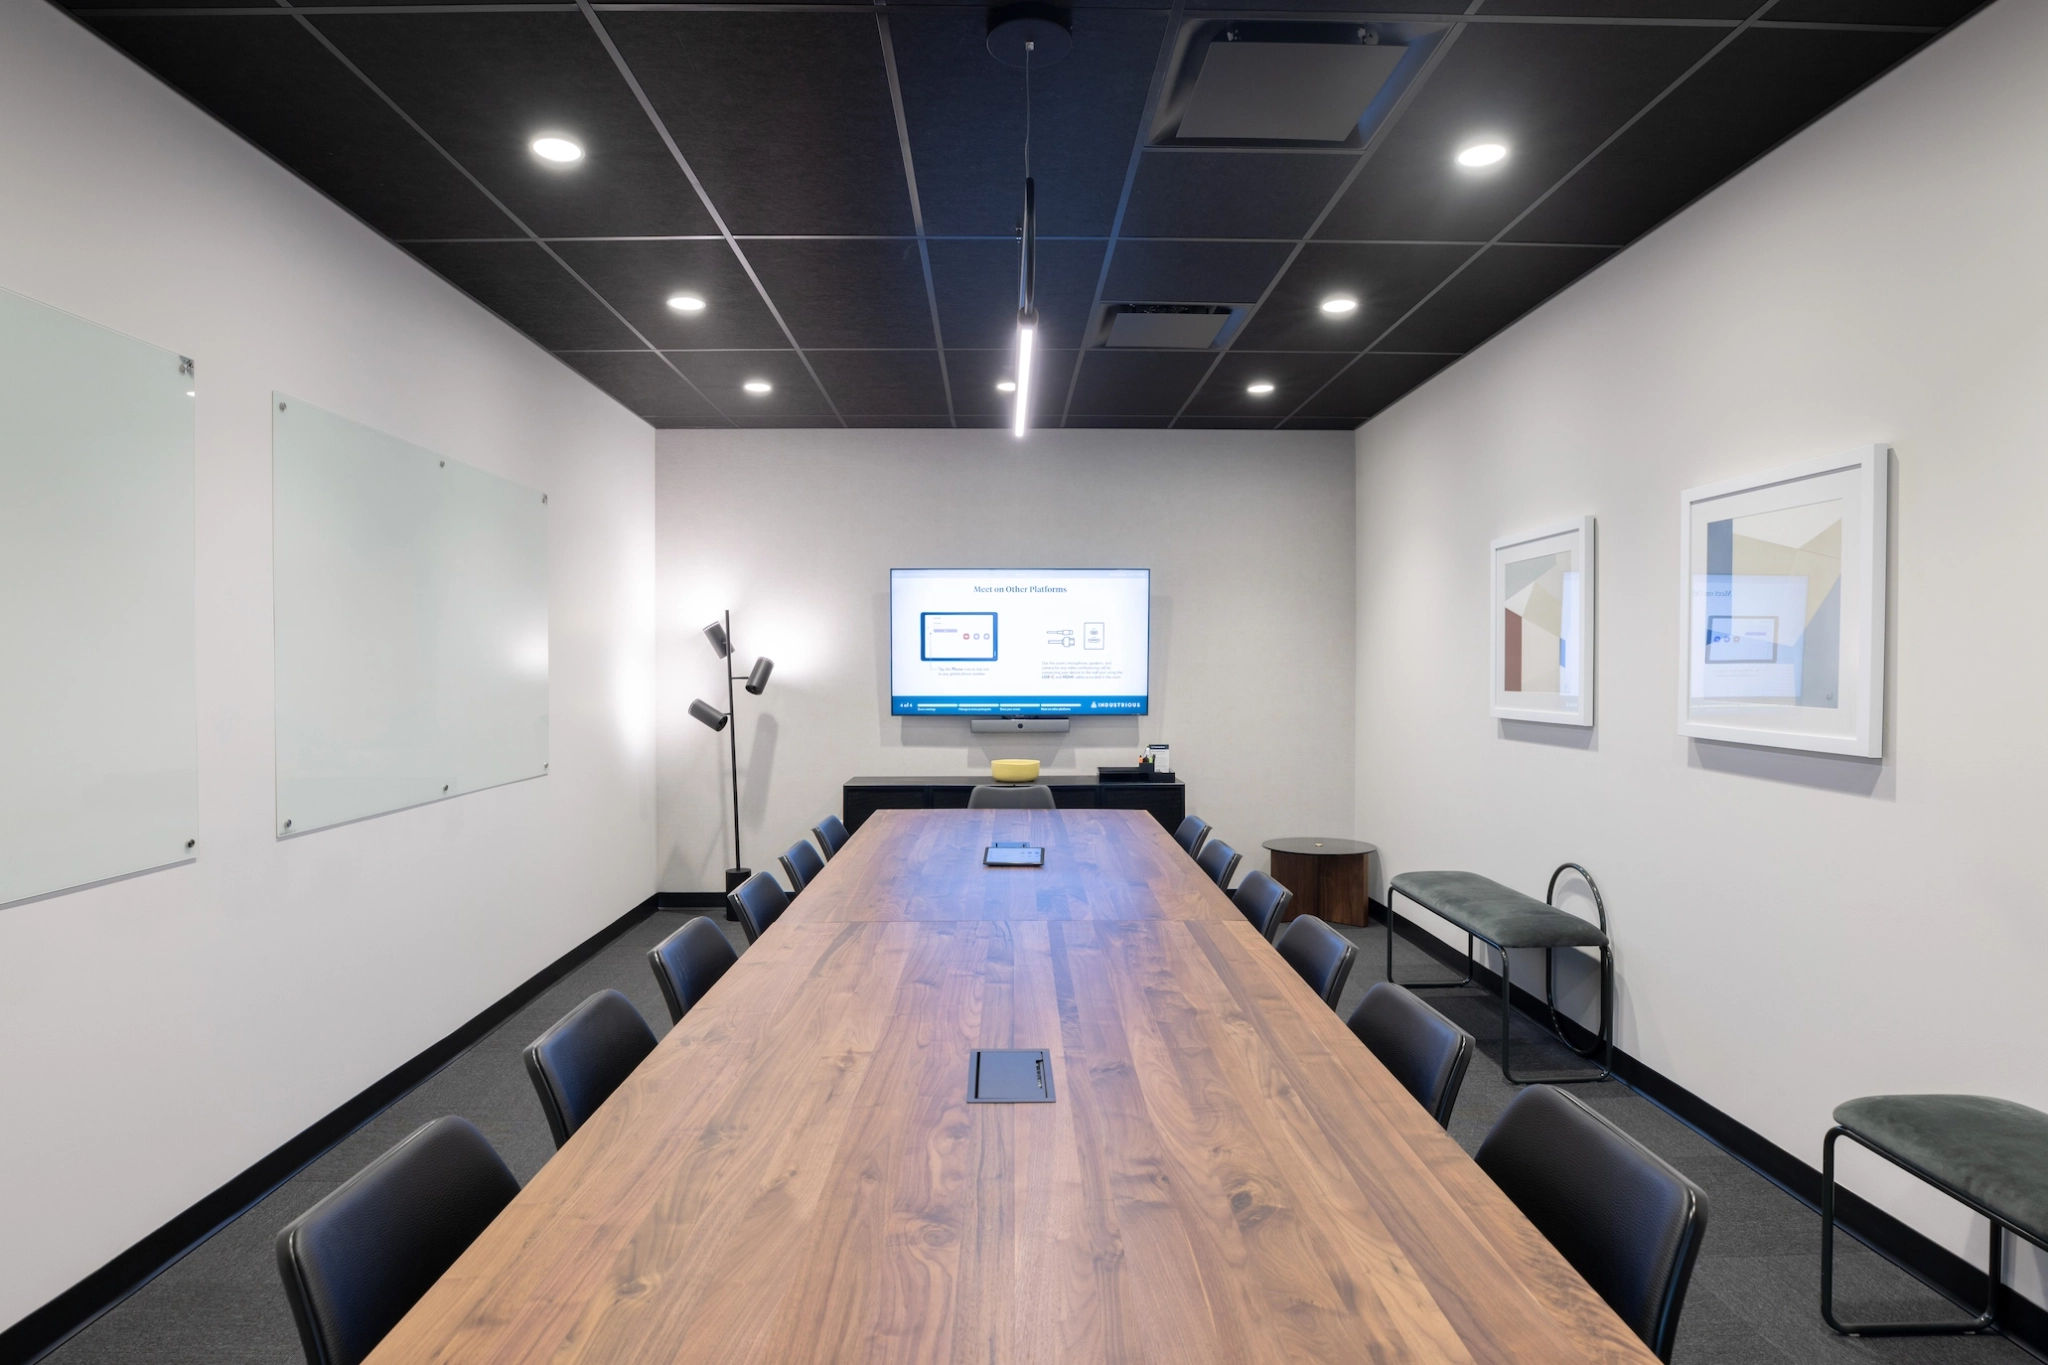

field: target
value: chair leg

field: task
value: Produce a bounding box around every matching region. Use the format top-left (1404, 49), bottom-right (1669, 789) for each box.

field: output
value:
top-left (1821, 1127), bottom-right (2001, 1336)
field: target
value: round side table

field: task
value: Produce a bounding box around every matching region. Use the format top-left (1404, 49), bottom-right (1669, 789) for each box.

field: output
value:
top-left (1261, 837), bottom-right (1377, 928)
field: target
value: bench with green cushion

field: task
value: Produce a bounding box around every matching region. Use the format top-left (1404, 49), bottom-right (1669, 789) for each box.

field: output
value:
top-left (1823, 1094), bottom-right (2048, 1338)
top-left (1386, 866), bottom-right (1612, 1084)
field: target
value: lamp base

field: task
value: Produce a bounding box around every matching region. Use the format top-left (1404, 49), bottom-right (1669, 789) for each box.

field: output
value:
top-left (724, 868), bottom-right (750, 915)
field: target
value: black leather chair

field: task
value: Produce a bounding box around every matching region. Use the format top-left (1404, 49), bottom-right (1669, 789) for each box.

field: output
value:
top-left (814, 814), bottom-right (850, 860)
top-left (967, 783), bottom-right (1057, 809)
top-left (647, 916), bottom-right (738, 1025)
top-left (1231, 869), bottom-right (1293, 941)
top-left (779, 838), bottom-right (826, 893)
top-left (1172, 815), bottom-right (1211, 859)
top-left (1475, 1086), bottom-right (1709, 1362)
top-left (1195, 838), bottom-right (1241, 890)
top-left (728, 869), bottom-right (789, 944)
top-left (523, 989), bottom-right (657, 1149)
top-left (1275, 914), bottom-right (1355, 1008)
top-left (1346, 982), bottom-right (1475, 1127)
top-left (275, 1116), bottom-right (519, 1365)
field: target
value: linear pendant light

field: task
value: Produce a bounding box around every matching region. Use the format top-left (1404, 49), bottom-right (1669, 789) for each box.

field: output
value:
top-left (1015, 174), bottom-right (1037, 439)
top-left (986, 5), bottom-right (1071, 440)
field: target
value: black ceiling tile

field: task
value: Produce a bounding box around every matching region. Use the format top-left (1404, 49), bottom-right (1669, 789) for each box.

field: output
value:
top-left (602, 13), bottom-right (912, 237)
top-left (1477, 0), bottom-right (1753, 15)
top-left (893, 10), bottom-right (1165, 236)
top-left (741, 239), bottom-right (935, 349)
top-left (1293, 352), bottom-right (1460, 420)
top-left (666, 350), bottom-right (837, 416)
top-left (1121, 152), bottom-right (1358, 240)
top-left (843, 415), bottom-right (956, 428)
top-left (1231, 242), bottom-right (1475, 351)
top-left (1317, 21), bottom-right (1724, 242)
top-left (927, 240), bottom-right (1105, 350)
top-left (78, 18), bottom-right (509, 239)
top-left (549, 239), bottom-right (786, 349)
top-left (1767, 0), bottom-right (1981, 20)
top-left (1183, 351), bottom-right (1353, 417)
top-left (406, 241), bottom-right (642, 349)
top-left (807, 351), bottom-right (951, 417)
top-left (1176, 415), bottom-right (1284, 429)
top-left (1378, 245), bottom-right (1612, 352)
top-left (310, 13), bottom-right (715, 238)
top-left (553, 350), bottom-right (725, 422)
top-left (1508, 28), bottom-right (1935, 245)
top-left (1102, 241), bottom-right (1293, 304)
top-left (946, 349), bottom-right (1079, 419)
top-left (1067, 350), bottom-right (1217, 416)
top-left (649, 415), bottom-right (727, 429)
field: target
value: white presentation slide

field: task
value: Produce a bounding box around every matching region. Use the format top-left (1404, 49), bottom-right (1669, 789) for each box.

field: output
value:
top-left (890, 568), bottom-right (1150, 714)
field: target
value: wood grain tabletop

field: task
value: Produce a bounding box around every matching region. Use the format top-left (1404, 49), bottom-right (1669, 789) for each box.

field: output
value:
top-left (366, 811), bottom-right (1656, 1365)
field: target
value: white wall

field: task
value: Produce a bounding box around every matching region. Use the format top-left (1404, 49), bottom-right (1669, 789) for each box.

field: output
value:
top-left (656, 429), bottom-right (1355, 892)
top-left (0, 0), bottom-right (656, 1332)
top-left (1352, 0), bottom-right (2047, 1305)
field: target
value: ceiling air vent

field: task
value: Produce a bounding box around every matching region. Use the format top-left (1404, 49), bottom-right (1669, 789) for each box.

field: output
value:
top-left (1103, 305), bottom-right (1234, 350)
top-left (1151, 21), bottom-right (1441, 148)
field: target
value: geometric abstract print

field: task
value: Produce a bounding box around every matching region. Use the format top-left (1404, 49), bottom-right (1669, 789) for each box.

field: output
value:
top-left (1502, 549), bottom-right (1572, 694)
top-left (1700, 499), bottom-right (1842, 707)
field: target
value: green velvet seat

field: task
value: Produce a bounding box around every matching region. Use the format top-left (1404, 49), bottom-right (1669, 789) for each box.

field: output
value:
top-left (1384, 866), bottom-right (1612, 1085)
top-left (1823, 1093), bottom-right (2048, 1338)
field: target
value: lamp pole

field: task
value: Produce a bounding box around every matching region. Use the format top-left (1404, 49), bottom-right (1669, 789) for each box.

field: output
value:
top-left (722, 610), bottom-right (747, 894)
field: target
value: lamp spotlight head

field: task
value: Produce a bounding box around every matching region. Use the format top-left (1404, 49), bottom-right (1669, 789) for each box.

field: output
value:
top-left (745, 656), bottom-right (775, 695)
top-left (687, 698), bottom-right (730, 732)
top-left (702, 619), bottom-right (732, 659)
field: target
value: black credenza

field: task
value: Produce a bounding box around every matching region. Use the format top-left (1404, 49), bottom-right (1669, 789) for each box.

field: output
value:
top-left (843, 775), bottom-right (1185, 834)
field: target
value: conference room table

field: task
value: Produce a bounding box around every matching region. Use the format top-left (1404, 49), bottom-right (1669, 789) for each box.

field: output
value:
top-left (368, 808), bottom-right (1657, 1364)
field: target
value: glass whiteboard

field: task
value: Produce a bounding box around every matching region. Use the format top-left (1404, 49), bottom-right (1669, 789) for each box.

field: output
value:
top-left (273, 396), bottom-right (547, 835)
top-left (0, 287), bottom-right (198, 907)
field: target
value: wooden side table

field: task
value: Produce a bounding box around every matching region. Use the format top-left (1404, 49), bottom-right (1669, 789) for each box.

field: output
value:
top-left (1262, 837), bottom-right (1377, 928)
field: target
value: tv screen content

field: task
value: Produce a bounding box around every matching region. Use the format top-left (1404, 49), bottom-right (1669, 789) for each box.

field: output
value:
top-left (890, 568), bottom-right (1149, 716)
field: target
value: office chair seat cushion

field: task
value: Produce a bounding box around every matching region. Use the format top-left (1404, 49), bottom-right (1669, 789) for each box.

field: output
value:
top-left (1390, 870), bottom-right (1609, 949)
top-left (1475, 1086), bottom-right (1707, 1358)
top-left (1834, 1095), bottom-right (2048, 1246)
top-left (275, 1116), bottom-right (519, 1365)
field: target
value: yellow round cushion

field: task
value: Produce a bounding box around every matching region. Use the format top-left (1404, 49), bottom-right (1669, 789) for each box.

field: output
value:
top-left (990, 759), bottom-right (1040, 784)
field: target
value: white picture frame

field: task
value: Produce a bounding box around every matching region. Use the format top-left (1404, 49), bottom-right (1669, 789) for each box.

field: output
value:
top-left (1677, 445), bottom-right (1887, 757)
top-left (1490, 516), bottom-right (1595, 727)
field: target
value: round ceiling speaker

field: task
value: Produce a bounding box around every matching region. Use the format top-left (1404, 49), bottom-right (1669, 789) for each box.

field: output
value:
top-left (986, 2), bottom-right (1074, 68)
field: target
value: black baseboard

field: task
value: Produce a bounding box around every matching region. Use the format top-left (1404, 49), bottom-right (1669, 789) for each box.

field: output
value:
top-left (0, 893), bottom-right (663, 1365)
top-left (656, 891), bottom-right (727, 909)
top-left (1370, 899), bottom-right (2048, 1358)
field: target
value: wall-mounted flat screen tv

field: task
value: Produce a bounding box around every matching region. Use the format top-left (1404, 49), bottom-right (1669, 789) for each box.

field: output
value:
top-left (890, 568), bottom-right (1150, 716)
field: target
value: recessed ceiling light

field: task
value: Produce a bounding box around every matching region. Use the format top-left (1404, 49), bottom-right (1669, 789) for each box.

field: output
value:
top-left (1319, 296), bottom-right (1359, 316)
top-left (1246, 381), bottom-right (1276, 396)
top-left (530, 135), bottom-right (584, 164)
top-left (742, 379), bottom-right (773, 394)
top-left (1456, 141), bottom-right (1508, 169)
top-left (666, 294), bottom-right (706, 313)
top-left (996, 380), bottom-right (1017, 393)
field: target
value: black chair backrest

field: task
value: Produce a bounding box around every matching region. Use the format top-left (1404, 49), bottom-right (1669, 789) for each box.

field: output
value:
top-left (1195, 838), bottom-right (1242, 889)
top-left (967, 783), bottom-right (1057, 809)
top-left (779, 838), bottom-right (826, 893)
top-left (1475, 1086), bottom-right (1709, 1362)
top-left (522, 989), bottom-right (657, 1149)
top-left (1346, 982), bottom-right (1475, 1127)
top-left (1231, 869), bottom-right (1293, 940)
top-left (1173, 815), bottom-right (1211, 858)
top-left (1275, 914), bottom-right (1355, 1008)
top-left (647, 916), bottom-right (738, 1025)
top-left (728, 870), bottom-right (789, 944)
top-left (814, 814), bottom-right (850, 860)
top-left (275, 1116), bottom-right (518, 1365)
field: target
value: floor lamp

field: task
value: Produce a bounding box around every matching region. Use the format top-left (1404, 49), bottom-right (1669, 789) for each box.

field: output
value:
top-left (687, 610), bottom-right (774, 895)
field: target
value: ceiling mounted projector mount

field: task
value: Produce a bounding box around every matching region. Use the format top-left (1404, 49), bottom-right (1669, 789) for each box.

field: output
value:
top-left (986, 2), bottom-right (1073, 68)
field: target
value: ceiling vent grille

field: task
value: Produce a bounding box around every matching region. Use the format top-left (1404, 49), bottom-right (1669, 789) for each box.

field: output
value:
top-left (1151, 21), bottom-right (1444, 148)
top-left (1102, 305), bottom-right (1235, 350)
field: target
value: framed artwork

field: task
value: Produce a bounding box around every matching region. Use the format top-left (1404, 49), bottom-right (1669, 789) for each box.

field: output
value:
top-left (1678, 445), bottom-right (1888, 757)
top-left (1491, 517), bottom-right (1594, 726)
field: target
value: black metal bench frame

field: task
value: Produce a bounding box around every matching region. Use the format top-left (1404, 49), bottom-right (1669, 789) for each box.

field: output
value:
top-left (1387, 862), bottom-right (1613, 1085)
top-left (1821, 1124), bottom-right (2044, 1337)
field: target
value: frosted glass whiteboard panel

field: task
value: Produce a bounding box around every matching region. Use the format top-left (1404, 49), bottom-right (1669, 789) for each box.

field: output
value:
top-left (0, 287), bottom-right (197, 907)
top-left (273, 396), bottom-right (546, 835)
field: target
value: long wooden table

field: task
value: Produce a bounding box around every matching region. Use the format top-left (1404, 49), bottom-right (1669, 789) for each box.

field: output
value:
top-left (369, 810), bottom-right (1656, 1364)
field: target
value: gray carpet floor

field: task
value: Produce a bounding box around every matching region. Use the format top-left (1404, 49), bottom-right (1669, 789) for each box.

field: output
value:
top-left (43, 911), bottom-right (2029, 1365)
